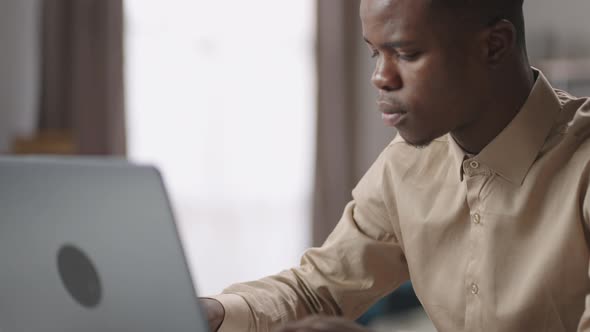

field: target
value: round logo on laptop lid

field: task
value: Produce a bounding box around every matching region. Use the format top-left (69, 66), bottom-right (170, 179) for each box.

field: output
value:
top-left (57, 245), bottom-right (102, 308)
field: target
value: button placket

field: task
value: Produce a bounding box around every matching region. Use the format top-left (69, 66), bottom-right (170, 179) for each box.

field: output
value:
top-left (463, 159), bottom-right (487, 329)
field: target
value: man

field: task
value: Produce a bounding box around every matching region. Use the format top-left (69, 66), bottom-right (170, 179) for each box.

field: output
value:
top-left (201, 0), bottom-right (590, 330)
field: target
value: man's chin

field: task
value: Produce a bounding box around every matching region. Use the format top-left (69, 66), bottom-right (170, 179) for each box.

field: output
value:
top-left (407, 140), bottom-right (433, 150)
top-left (398, 131), bottom-right (436, 149)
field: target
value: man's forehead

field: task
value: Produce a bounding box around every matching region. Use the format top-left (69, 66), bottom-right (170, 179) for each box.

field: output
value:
top-left (360, 0), bottom-right (431, 37)
top-left (360, 0), bottom-right (432, 29)
top-left (360, 0), bottom-right (429, 17)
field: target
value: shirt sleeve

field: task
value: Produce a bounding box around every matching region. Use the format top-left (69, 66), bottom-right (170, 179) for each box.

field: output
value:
top-left (577, 180), bottom-right (590, 331)
top-left (578, 282), bottom-right (590, 331)
top-left (211, 146), bottom-right (410, 332)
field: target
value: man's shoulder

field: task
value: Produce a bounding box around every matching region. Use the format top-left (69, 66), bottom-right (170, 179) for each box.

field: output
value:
top-left (547, 90), bottom-right (590, 168)
top-left (556, 90), bottom-right (590, 140)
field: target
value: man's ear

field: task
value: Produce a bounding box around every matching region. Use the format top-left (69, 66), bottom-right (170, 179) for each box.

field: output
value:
top-left (480, 19), bottom-right (517, 67)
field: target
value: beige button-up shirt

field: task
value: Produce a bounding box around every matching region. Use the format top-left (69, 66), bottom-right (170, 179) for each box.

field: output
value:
top-left (212, 70), bottom-right (590, 331)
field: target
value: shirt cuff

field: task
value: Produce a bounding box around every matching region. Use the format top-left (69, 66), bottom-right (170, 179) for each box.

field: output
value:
top-left (207, 293), bottom-right (253, 332)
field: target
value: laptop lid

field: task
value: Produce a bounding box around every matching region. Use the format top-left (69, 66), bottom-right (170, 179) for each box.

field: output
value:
top-left (0, 157), bottom-right (209, 332)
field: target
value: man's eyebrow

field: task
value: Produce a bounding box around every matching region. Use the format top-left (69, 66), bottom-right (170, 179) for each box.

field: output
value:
top-left (363, 37), bottom-right (416, 49)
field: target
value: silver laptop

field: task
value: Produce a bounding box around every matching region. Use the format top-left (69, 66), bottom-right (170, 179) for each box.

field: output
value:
top-left (0, 157), bottom-right (209, 332)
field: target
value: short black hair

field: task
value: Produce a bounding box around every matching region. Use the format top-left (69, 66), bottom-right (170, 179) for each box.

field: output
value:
top-left (429, 0), bottom-right (526, 48)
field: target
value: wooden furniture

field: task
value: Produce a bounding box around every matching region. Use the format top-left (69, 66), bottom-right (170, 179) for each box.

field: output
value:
top-left (11, 130), bottom-right (76, 155)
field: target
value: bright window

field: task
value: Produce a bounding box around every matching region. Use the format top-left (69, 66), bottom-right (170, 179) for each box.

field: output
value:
top-left (124, 1), bottom-right (316, 294)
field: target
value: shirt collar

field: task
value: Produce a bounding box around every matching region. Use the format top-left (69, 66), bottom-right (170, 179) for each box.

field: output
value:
top-left (448, 69), bottom-right (562, 185)
top-left (448, 134), bottom-right (468, 182)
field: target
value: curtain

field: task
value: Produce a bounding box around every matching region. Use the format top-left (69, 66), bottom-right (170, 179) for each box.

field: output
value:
top-left (38, 0), bottom-right (126, 155)
top-left (313, 0), bottom-right (360, 246)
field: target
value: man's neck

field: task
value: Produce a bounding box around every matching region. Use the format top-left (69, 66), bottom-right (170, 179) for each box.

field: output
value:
top-left (451, 65), bottom-right (535, 155)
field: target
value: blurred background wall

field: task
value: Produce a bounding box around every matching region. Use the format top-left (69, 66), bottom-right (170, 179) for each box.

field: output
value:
top-left (1, 0), bottom-right (589, 330)
top-left (525, 0), bottom-right (590, 60)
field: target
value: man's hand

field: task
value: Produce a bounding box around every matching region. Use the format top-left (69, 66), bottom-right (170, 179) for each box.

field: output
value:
top-left (199, 298), bottom-right (225, 332)
top-left (274, 316), bottom-right (370, 332)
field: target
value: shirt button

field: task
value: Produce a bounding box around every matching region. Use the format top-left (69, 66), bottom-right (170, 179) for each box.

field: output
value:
top-left (472, 213), bottom-right (481, 224)
top-left (471, 283), bottom-right (479, 295)
top-left (469, 161), bottom-right (480, 169)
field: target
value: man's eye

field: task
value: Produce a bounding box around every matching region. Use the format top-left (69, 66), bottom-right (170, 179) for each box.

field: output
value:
top-left (370, 50), bottom-right (379, 58)
top-left (398, 52), bottom-right (420, 61)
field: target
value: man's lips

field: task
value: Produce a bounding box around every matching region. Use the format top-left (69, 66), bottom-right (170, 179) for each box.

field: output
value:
top-left (377, 100), bottom-right (405, 113)
top-left (381, 112), bottom-right (406, 127)
top-left (377, 100), bottom-right (407, 127)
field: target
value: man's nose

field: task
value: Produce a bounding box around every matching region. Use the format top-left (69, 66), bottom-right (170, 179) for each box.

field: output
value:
top-left (371, 57), bottom-right (402, 92)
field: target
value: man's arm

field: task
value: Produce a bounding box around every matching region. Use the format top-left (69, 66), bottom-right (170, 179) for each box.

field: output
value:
top-left (205, 146), bottom-right (410, 332)
top-left (200, 298), bottom-right (225, 331)
top-left (577, 180), bottom-right (590, 331)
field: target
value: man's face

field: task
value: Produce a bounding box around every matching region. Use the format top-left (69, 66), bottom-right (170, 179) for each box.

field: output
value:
top-left (361, 0), bottom-right (488, 147)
